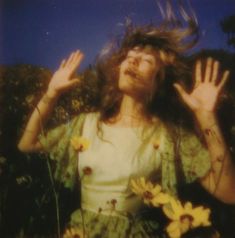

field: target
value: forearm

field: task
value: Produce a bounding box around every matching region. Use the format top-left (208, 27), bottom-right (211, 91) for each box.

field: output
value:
top-left (18, 50), bottom-right (83, 152)
top-left (18, 89), bottom-right (59, 152)
top-left (195, 111), bottom-right (235, 203)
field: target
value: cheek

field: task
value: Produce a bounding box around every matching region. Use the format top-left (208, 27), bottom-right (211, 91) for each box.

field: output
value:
top-left (139, 62), bottom-right (158, 75)
top-left (141, 67), bottom-right (158, 84)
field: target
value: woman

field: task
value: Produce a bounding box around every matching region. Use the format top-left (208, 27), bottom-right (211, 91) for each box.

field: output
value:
top-left (18, 24), bottom-right (235, 237)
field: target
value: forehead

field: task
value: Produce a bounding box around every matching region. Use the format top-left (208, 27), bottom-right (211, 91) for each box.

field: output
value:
top-left (127, 46), bottom-right (158, 58)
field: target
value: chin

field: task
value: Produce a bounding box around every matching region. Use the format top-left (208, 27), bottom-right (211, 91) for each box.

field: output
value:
top-left (118, 83), bottom-right (145, 100)
top-left (118, 78), bottom-right (135, 94)
top-left (118, 85), bottom-right (133, 96)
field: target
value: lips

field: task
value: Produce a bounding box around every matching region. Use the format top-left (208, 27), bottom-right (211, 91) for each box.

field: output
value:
top-left (124, 68), bottom-right (141, 81)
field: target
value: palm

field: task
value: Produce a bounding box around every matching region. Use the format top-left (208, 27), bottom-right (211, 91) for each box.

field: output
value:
top-left (48, 50), bottom-right (84, 95)
top-left (174, 58), bottom-right (229, 113)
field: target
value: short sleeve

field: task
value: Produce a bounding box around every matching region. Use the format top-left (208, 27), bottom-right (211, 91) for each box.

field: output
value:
top-left (160, 124), bottom-right (212, 196)
top-left (38, 113), bottom-right (86, 189)
top-left (179, 128), bottom-right (211, 183)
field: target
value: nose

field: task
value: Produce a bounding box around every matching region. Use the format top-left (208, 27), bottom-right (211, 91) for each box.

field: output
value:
top-left (129, 56), bottom-right (140, 66)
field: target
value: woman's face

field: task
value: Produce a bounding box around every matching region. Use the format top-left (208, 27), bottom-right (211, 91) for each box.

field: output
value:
top-left (119, 46), bottom-right (161, 98)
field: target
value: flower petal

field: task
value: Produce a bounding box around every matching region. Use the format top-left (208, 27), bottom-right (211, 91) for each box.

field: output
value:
top-left (169, 197), bottom-right (183, 217)
top-left (163, 203), bottom-right (177, 220)
top-left (152, 184), bottom-right (161, 195)
top-left (152, 192), bottom-right (171, 206)
top-left (130, 179), bottom-right (142, 194)
top-left (184, 202), bottom-right (193, 211)
top-left (140, 177), bottom-right (146, 188)
top-left (166, 221), bottom-right (181, 238)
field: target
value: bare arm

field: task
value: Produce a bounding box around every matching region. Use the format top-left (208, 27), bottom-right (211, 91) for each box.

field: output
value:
top-left (174, 58), bottom-right (235, 204)
top-left (18, 50), bottom-right (84, 153)
top-left (195, 111), bottom-right (235, 204)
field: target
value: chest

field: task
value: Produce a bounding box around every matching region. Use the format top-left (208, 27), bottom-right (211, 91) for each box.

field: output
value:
top-left (78, 123), bottom-right (164, 184)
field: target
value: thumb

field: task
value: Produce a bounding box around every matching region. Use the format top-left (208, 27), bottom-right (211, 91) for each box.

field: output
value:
top-left (173, 83), bottom-right (189, 102)
top-left (67, 78), bottom-right (80, 88)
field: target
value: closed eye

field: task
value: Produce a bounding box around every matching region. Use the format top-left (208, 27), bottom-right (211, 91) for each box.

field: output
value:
top-left (143, 58), bottom-right (153, 64)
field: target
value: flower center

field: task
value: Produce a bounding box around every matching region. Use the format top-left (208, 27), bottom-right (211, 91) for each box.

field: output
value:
top-left (180, 214), bottom-right (194, 223)
top-left (143, 191), bottom-right (154, 200)
top-left (79, 144), bottom-right (84, 151)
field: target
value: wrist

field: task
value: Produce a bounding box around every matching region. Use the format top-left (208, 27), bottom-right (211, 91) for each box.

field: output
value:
top-left (194, 110), bottom-right (217, 128)
top-left (195, 110), bottom-right (216, 120)
top-left (46, 88), bottom-right (60, 99)
top-left (41, 89), bottom-right (59, 105)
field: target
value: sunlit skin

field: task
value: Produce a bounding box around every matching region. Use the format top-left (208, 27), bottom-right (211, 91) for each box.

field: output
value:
top-left (119, 47), bottom-right (160, 99)
top-left (18, 48), bottom-right (235, 204)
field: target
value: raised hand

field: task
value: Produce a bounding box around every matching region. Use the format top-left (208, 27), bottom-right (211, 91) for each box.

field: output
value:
top-left (174, 58), bottom-right (229, 113)
top-left (47, 50), bottom-right (84, 97)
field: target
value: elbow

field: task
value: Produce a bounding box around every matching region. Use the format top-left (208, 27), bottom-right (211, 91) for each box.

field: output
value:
top-left (17, 140), bottom-right (39, 153)
top-left (217, 192), bottom-right (235, 205)
top-left (201, 174), bottom-right (235, 204)
top-left (214, 181), bottom-right (235, 204)
top-left (17, 141), bottom-right (31, 153)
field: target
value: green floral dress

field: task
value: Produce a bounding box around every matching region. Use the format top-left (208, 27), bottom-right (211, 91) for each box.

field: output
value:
top-left (39, 113), bottom-right (211, 238)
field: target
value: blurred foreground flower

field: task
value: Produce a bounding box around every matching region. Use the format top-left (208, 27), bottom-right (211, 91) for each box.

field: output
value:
top-left (70, 136), bottom-right (90, 152)
top-left (163, 198), bottom-right (211, 238)
top-left (130, 177), bottom-right (170, 206)
top-left (63, 227), bottom-right (85, 238)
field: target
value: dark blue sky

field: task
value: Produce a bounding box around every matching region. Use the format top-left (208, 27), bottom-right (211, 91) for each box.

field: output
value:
top-left (1, 0), bottom-right (235, 70)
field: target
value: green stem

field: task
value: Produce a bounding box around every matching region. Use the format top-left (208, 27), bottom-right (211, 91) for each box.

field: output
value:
top-left (80, 207), bottom-right (86, 237)
top-left (46, 157), bottom-right (61, 238)
top-left (36, 106), bottom-right (61, 238)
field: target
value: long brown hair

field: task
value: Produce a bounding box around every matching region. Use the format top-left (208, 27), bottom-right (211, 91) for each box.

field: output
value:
top-left (95, 23), bottom-right (198, 129)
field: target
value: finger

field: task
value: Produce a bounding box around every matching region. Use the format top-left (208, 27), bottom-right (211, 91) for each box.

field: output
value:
top-left (68, 50), bottom-right (80, 66)
top-left (218, 70), bottom-right (229, 92)
top-left (204, 58), bottom-right (213, 83)
top-left (70, 51), bottom-right (84, 72)
top-left (59, 59), bottom-right (66, 69)
top-left (64, 52), bottom-right (76, 67)
top-left (211, 61), bottom-right (219, 84)
top-left (195, 60), bottom-right (202, 86)
top-left (66, 78), bottom-right (80, 89)
top-left (173, 83), bottom-right (190, 102)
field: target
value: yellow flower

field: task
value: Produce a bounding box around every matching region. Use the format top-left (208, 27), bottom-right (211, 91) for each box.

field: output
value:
top-left (130, 177), bottom-right (170, 206)
top-left (163, 198), bottom-right (211, 238)
top-left (63, 227), bottom-right (85, 238)
top-left (70, 136), bottom-right (90, 152)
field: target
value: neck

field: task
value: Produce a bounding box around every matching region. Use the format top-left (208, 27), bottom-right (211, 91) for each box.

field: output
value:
top-left (119, 95), bottom-right (143, 117)
top-left (113, 95), bottom-right (150, 126)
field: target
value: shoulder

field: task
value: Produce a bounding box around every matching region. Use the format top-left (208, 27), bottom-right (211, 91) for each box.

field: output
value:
top-left (75, 112), bottom-right (100, 137)
top-left (69, 112), bottom-right (100, 127)
top-left (155, 119), bottom-right (201, 145)
top-left (81, 112), bottom-right (100, 127)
